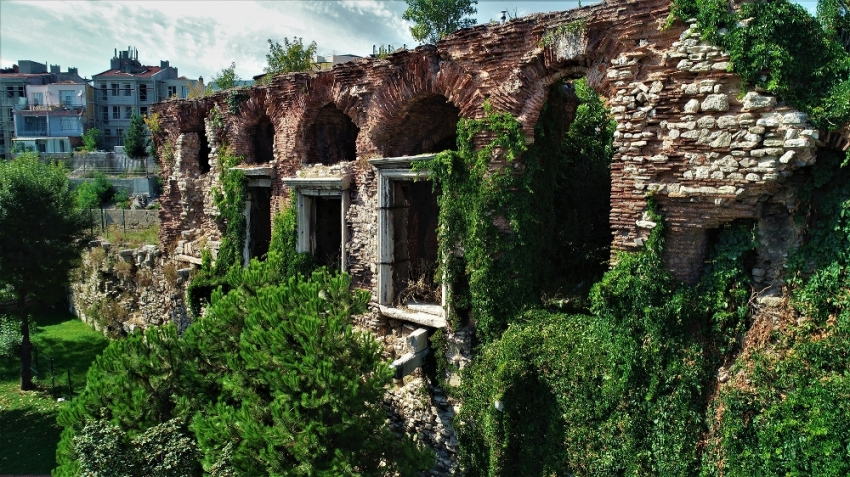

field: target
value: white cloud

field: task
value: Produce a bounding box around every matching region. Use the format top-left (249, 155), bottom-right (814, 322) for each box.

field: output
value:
top-left (0, 0), bottom-right (818, 82)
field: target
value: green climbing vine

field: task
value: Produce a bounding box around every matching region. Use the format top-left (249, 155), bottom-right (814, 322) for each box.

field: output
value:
top-left (661, 2), bottom-right (850, 474)
top-left (671, 0), bottom-right (850, 129)
top-left (456, 195), bottom-right (757, 476)
top-left (419, 79), bottom-right (614, 342)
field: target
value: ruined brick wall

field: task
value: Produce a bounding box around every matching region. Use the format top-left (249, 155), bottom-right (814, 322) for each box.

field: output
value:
top-left (144, 2), bottom-right (842, 472)
top-left (151, 0), bottom-right (822, 292)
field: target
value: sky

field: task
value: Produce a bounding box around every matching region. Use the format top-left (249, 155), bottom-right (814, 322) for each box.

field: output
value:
top-left (0, 0), bottom-right (822, 82)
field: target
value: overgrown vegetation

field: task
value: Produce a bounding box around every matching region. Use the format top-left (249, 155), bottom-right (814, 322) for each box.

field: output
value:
top-left (403, 0), bottom-right (478, 44)
top-left (80, 128), bottom-right (102, 153)
top-left (701, 147), bottom-right (850, 476)
top-left (56, 264), bottom-right (431, 476)
top-left (123, 112), bottom-right (150, 159)
top-left (0, 308), bottom-right (109, 475)
top-left (261, 36), bottom-right (317, 83)
top-left (75, 171), bottom-right (113, 209)
top-left (671, 0), bottom-right (850, 129)
top-left (210, 61), bottom-right (241, 91)
top-left (456, 197), bottom-right (757, 475)
top-left (420, 79), bottom-right (613, 340)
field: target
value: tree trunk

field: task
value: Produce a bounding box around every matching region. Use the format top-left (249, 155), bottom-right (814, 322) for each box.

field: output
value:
top-left (19, 295), bottom-right (33, 391)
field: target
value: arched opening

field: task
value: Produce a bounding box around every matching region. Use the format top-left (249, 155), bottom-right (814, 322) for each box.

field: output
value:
top-left (198, 132), bottom-right (211, 174)
top-left (525, 78), bottom-right (614, 306)
top-left (251, 115), bottom-right (275, 164)
top-left (304, 104), bottom-right (359, 164)
top-left (384, 93), bottom-right (460, 157)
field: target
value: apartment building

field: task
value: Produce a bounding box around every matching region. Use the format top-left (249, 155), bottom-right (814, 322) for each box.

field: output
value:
top-left (0, 61), bottom-right (90, 158)
top-left (92, 47), bottom-right (201, 149)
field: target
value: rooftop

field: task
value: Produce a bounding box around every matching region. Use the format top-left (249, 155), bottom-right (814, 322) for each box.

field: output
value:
top-left (93, 66), bottom-right (163, 78)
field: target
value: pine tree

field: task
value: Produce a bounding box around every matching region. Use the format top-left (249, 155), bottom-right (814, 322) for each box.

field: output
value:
top-left (191, 268), bottom-right (432, 476)
top-left (54, 324), bottom-right (206, 476)
top-left (124, 112), bottom-right (149, 158)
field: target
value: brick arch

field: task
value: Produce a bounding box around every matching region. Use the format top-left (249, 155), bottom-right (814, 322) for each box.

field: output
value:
top-left (368, 52), bottom-right (475, 157)
top-left (227, 89), bottom-right (276, 163)
top-left (277, 75), bottom-right (367, 167)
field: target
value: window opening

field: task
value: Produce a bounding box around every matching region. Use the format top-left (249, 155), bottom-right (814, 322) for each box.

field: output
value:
top-left (382, 94), bottom-right (459, 157)
top-left (246, 187), bottom-right (272, 260)
top-left (198, 132), bottom-right (211, 174)
top-left (391, 180), bottom-right (440, 305)
top-left (313, 196), bottom-right (343, 268)
top-left (304, 103), bottom-right (358, 164)
top-left (370, 156), bottom-right (446, 328)
top-left (139, 85), bottom-right (147, 102)
top-left (251, 115), bottom-right (275, 163)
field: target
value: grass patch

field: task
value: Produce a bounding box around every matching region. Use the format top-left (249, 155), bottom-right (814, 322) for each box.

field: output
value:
top-left (101, 223), bottom-right (159, 248)
top-left (0, 307), bottom-right (109, 475)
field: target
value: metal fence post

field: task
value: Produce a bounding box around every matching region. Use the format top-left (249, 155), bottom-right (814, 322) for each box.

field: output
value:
top-left (122, 208), bottom-right (126, 234)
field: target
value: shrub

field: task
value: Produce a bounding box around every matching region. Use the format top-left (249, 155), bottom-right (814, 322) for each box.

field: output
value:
top-left (0, 314), bottom-right (23, 358)
top-left (76, 173), bottom-right (112, 209)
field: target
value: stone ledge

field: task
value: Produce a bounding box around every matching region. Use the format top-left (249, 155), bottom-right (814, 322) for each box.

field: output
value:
top-left (379, 305), bottom-right (446, 328)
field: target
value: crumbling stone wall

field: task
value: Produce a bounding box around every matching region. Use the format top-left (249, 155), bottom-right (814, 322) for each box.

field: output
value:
top-left (69, 240), bottom-right (190, 335)
top-left (152, 0), bottom-right (820, 289)
top-left (147, 0), bottom-right (840, 470)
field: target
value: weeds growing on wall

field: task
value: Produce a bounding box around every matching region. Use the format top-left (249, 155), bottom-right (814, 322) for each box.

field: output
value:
top-left (421, 79), bottom-right (613, 341)
top-left (671, 0), bottom-right (850, 129)
top-left (456, 197), bottom-right (757, 476)
top-left (661, 2), bottom-right (850, 473)
top-left (702, 148), bottom-right (850, 476)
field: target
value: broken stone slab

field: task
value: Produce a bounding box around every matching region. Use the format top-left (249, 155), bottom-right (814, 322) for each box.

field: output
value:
top-left (391, 348), bottom-right (430, 380)
top-left (701, 94), bottom-right (729, 112)
top-left (742, 92), bottom-right (777, 111)
top-left (176, 254), bottom-right (203, 265)
top-left (380, 305), bottom-right (446, 328)
top-left (406, 328), bottom-right (429, 354)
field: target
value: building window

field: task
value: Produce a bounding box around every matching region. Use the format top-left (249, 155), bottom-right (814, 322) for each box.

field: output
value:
top-left (6, 86), bottom-right (24, 98)
top-left (370, 156), bottom-right (445, 327)
top-left (124, 106), bottom-right (132, 119)
top-left (139, 84), bottom-right (147, 102)
top-left (111, 83), bottom-right (119, 96)
top-left (181, 86), bottom-right (188, 98)
top-left (104, 128), bottom-right (111, 138)
top-left (32, 92), bottom-right (44, 106)
top-left (112, 106), bottom-right (120, 119)
top-left (283, 177), bottom-right (351, 271)
top-left (59, 90), bottom-right (75, 106)
top-left (100, 85), bottom-right (108, 101)
top-left (140, 107), bottom-right (148, 116)
top-left (101, 107), bottom-right (109, 121)
top-left (116, 129), bottom-right (124, 146)
top-left (61, 117), bottom-right (77, 131)
top-left (123, 83), bottom-right (131, 96)
top-left (167, 86), bottom-right (177, 97)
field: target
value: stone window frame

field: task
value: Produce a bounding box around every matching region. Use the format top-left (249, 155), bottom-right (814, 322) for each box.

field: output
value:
top-left (368, 154), bottom-right (446, 329)
top-left (282, 176), bottom-right (350, 273)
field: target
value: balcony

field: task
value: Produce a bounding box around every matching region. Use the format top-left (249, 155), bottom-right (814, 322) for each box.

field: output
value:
top-left (18, 127), bottom-right (48, 136)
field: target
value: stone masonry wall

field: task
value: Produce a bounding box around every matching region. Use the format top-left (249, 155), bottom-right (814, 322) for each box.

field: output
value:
top-left (146, 0), bottom-right (848, 472)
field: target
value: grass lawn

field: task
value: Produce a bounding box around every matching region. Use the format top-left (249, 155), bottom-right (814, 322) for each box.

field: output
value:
top-left (0, 307), bottom-right (109, 475)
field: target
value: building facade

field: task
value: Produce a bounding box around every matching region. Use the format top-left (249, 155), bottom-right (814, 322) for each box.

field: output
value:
top-left (1, 61), bottom-right (90, 159)
top-left (92, 47), bottom-right (200, 150)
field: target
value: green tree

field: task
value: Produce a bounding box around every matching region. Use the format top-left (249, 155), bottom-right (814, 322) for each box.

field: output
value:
top-left (81, 128), bottom-right (102, 152)
top-left (192, 267), bottom-right (432, 476)
top-left (403, 0), bottom-right (478, 44)
top-left (124, 112), bottom-right (149, 158)
top-left (211, 62), bottom-right (240, 90)
top-left (0, 152), bottom-right (90, 390)
top-left (262, 37), bottom-right (317, 82)
top-left (56, 252), bottom-right (430, 475)
top-left (75, 171), bottom-right (113, 209)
